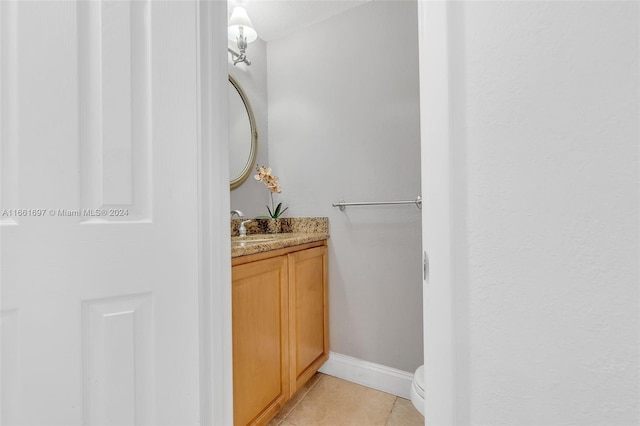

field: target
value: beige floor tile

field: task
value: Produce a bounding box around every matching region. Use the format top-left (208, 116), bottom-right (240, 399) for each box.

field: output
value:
top-left (284, 375), bottom-right (396, 426)
top-left (268, 373), bottom-right (324, 425)
top-left (385, 398), bottom-right (424, 426)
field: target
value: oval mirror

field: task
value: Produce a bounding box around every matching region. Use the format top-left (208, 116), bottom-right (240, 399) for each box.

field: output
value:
top-left (229, 75), bottom-right (258, 189)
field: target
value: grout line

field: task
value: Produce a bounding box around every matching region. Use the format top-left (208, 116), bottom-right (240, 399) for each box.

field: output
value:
top-left (384, 396), bottom-right (399, 426)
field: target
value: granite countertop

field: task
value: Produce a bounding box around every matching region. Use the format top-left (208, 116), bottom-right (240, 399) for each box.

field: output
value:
top-left (230, 217), bottom-right (329, 258)
top-left (231, 232), bottom-right (329, 257)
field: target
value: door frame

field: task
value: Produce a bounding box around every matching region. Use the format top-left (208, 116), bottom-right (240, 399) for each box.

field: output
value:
top-left (197, 1), bottom-right (458, 425)
top-left (418, 1), bottom-right (455, 425)
top-left (197, 1), bottom-right (234, 425)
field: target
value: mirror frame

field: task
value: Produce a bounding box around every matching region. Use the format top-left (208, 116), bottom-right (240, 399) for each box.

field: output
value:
top-left (229, 74), bottom-right (258, 190)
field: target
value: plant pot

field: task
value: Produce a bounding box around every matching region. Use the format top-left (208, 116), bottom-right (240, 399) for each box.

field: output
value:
top-left (265, 218), bottom-right (282, 234)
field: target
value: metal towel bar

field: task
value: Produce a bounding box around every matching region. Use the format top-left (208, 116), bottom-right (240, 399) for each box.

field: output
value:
top-left (332, 196), bottom-right (422, 211)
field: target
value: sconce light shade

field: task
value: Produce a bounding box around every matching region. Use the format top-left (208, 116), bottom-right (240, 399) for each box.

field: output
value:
top-left (228, 7), bottom-right (257, 43)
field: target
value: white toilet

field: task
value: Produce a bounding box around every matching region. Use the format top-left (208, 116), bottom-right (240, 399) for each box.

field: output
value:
top-left (411, 365), bottom-right (425, 416)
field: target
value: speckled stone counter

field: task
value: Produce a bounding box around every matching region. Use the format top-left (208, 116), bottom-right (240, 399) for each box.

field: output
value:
top-left (230, 217), bottom-right (329, 258)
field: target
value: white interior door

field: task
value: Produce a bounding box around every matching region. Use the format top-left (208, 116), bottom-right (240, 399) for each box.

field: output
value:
top-left (1, 1), bottom-right (203, 424)
top-left (418, 1), bottom-right (455, 425)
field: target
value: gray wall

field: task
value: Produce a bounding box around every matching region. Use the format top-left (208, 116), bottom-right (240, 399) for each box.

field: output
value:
top-left (229, 38), bottom-right (270, 218)
top-left (450, 2), bottom-right (639, 424)
top-left (267, 1), bottom-right (423, 372)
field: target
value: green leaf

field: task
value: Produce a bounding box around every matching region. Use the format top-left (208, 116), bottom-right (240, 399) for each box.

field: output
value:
top-left (266, 205), bottom-right (273, 217)
top-left (273, 203), bottom-right (289, 219)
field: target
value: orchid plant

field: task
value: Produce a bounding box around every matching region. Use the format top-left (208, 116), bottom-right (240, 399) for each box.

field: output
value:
top-left (254, 165), bottom-right (288, 219)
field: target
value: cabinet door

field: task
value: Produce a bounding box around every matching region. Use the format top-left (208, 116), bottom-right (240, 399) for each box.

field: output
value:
top-left (232, 256), bottom-right (289, 426)
top-left (288, 245), bottom-right (329, 394)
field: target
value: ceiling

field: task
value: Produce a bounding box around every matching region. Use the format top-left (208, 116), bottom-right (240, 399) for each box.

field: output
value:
top-left (228, 0), bottom-right (371, 42)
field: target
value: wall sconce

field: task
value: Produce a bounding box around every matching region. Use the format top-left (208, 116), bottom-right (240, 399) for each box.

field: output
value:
top-left (228, 7), bottom-right (257, 66)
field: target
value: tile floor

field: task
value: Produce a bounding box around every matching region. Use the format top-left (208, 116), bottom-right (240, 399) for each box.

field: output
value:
top-left (267, 373), bottom-right (424, 426)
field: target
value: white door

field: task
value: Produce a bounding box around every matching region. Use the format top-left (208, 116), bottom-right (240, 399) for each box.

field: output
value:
top-left (1, 1), bottom-right (203, 424)
top-left (418, 1), bottom-right (455, 425)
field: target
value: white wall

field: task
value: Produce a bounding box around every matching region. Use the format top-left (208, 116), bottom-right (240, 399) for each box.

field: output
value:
top-left (450, 2), bottom-right (639, 424)
top-left (267, 1), bottom-right (422, 372)
top-left (229, 38), bottom-right (270, 218)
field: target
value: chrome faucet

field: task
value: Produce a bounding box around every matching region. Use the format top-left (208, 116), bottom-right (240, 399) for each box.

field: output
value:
top-left (239, 220), bottom-right (252, 238)
top-left (230, 210), bottom-right (244, 219)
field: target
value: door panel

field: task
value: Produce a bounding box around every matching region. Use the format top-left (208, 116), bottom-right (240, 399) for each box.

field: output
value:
top-left (0, 0), bottom-right (18, 228)
top-left (82, 293), bottom-right (154, 425)
top-left (78, 0), bottom-right (152, 221)
top-left (0, 1), bottom-right (201, 424)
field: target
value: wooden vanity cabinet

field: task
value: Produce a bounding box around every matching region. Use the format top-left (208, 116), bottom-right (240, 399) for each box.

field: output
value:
top-left (232, 241), bottom-right (328, 426)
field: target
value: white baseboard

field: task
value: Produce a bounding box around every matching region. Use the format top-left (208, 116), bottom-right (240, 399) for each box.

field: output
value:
top-left (318, 352), bottom-right (415, 399)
